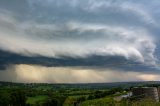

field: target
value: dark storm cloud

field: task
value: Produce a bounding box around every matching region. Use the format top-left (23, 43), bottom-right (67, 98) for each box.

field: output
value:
top-left (0, 50), bottom-right (158, 72)
top-left (0, 0), bottom-right (160, 72)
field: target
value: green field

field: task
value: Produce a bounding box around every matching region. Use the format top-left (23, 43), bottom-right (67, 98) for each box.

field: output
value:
top-left (26, 95), bottom-right (48, 105)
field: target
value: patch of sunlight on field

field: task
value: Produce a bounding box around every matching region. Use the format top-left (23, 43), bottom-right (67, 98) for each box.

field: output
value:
top-left (26, 95), bottom-right (48, 105)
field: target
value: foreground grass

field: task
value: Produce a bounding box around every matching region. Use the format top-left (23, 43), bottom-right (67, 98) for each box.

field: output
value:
top-left (129, 98), bottom-right (160, 106)
top-left (81, 96), bottom-right (114, 106)
top-left (81, 97), bottom-right (160, 106)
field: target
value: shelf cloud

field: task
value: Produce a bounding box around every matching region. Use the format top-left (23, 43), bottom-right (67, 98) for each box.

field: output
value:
top-left (0, 0), bottom-right (160, 82)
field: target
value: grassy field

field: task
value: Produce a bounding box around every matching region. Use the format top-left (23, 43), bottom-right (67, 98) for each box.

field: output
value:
top-left (26, 95), bottom-right (48, 105)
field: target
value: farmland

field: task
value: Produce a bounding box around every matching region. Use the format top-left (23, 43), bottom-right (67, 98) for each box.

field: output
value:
top-left (1, 81), bottom-right (160, 106)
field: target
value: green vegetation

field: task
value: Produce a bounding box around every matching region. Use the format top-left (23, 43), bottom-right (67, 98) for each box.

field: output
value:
top-left (1, 81), bottom-right (160, 106)
top-left (81, 96), bottom-right (114, 106)
top-left (26, 95), bottom-right (48, 105)
top-left (0, 88), bottom-right (26, 106)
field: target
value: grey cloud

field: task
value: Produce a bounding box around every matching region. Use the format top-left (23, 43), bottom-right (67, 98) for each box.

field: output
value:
top-left (0, 0), bottom-right (159, 71)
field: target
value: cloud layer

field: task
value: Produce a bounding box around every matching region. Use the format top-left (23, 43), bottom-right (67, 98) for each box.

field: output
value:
top-left (0, 0), bottom-right (160, 82)
top-left (0, 0), bottom-right (158, 65)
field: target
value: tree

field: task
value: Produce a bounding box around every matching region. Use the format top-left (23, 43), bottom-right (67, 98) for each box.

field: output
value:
top-left (10, 89), bottom-right (27, 106)
top-left (0, 90), bottom-right (10, 106)
top-left (87, 95), bottom-right (95, 100)
top-left (42, 98), bottom-right (59, 106)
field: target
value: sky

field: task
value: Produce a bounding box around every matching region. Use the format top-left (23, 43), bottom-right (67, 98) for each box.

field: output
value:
top-left (0, 0), bottom-right (160, 83)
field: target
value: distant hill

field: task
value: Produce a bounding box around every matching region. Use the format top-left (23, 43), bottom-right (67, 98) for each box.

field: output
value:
top-left (1, 81), bottom-right (160, 89)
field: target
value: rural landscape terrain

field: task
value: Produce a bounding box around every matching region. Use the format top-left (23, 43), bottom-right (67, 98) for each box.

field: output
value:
top-left (1, 81), bottom-right (160, 106)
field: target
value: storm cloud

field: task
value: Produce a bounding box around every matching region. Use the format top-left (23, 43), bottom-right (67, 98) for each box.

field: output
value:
top-left (0, 0), bottom-right (160, 82)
